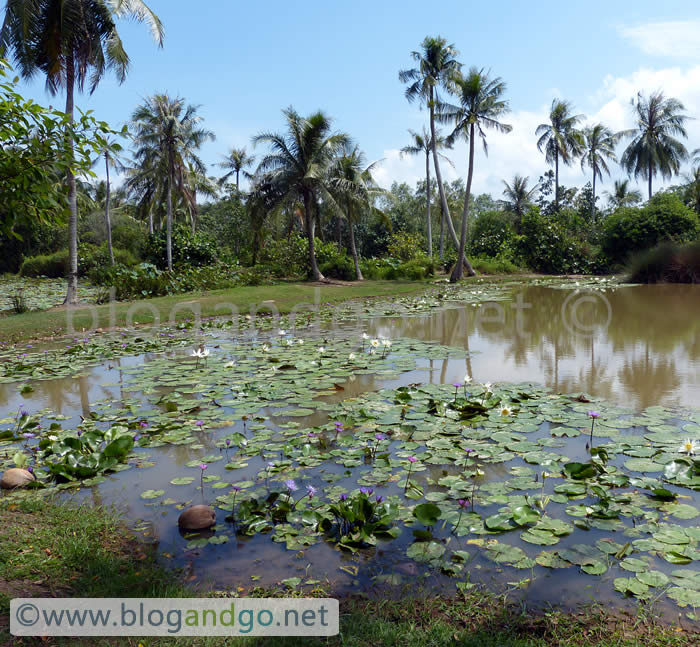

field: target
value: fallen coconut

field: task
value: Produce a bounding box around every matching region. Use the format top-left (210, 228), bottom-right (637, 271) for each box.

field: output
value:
top-left (178, 504), bottom-right (216, 531)
top-left (1, 468), bottom-right (35, 490)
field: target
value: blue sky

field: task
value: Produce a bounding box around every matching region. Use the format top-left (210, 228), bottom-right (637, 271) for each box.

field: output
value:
top-left (8, 0), bottom-right (700, 198)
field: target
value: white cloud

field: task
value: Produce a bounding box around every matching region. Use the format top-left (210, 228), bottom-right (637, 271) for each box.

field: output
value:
top-left (619, 21), bottom-right (700, 58)
top-left (377, 65), bottom-right (700, 203)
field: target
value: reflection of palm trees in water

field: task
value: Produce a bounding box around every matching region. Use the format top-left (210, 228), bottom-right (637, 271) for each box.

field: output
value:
top-left (618, 342), bottom-right (681, 410)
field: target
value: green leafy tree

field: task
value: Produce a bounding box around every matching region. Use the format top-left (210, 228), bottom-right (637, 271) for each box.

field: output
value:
top-left (400, 127), bottom-right (453, 258)
top-left (580, 124), bottom-right (620, 222)
top-left (253, 107), bottom-right (350, 281)
top-left (399, 36), bottom-right (463, 253)
top-left (218, 147), bottom-right (255, 193)
top-left (501, 174), bottom-right (538, 230)
top-left (130, 94), bottom-right (214, 270)
top-left (620, 92), bottom-right (689, 200)
top-left (603, 179), bottom-right (642, 211)
top-left (1, 0), bottom-right (163, 302)
top-left (440, 67), bottom-right (512, 281)
top-left (536, 99), bottom-right (585, 209)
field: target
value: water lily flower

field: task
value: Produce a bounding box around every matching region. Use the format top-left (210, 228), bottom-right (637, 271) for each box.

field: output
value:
top-left (231, 485), bottom-right (242, 492)
top-left (285, 479), bottom-right (298, 492)
top-left (588, 411), bottom-right (600, 448)
top-left (362, 333), bottom-right (369, 340)
top-left (278, 330), bottom-right (287, 336)
top-left (679, 438), bottom-right (699, 455)
top-left (588, 411), bottom-right (600, 419)
top-left (375, 433), bottom-right (387, 441)
top-left (262, 344), bottom-right (270, 352)
top-left (339, 493), bottom-right (348, 501)
top-left (458, 498), bottom-right (469, 508)
top-left (483, 382), bottom-right (492, 391)
top-left (200, 464), bottom-right (208, 470)
top-left (376, 495), bottom-right (384, 504)
top-left (348, 353), bottom-right (356, 361)
top-left (297, 339), bottom-right (304, 345)
top-left (134, 434), bottom-right (141, 442)
top-left (225, 361), bottom-right (236, 368)
top-left (318, 346), bottom-right (325, 353)
top-left (225, 439), bottom-right (231, 446)
top-left (407, 456), bottom-right (417, 463)
top-left (195, 420), bottom-right (204, 427)
top-left (464, 374), bottom-right (472, 384)
top-left (286, 340), bottom-right (293, 346)
top-left (306, 485), bottom-right (317, 499)
top-left (26, 466), bottom-right (33, 474)
top-left (404, 457), bottom-right (418, 494)
top-left (500, 407), bottom-right (512, 416)
top-left (139, 421), bottom-right (149, 428)
top-left (381, 339), bottom-right (392, 347)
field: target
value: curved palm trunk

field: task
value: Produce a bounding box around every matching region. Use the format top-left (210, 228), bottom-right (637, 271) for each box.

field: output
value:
top-left (166, 161), bottom-right (174, 272)
top-left (64, 55), bottom-right (79, 305)
top-left (450, 124), bottom-right (476, 283)
top-left (591, 168), bottom-right (596, 223)
top-left (425, 148), bottom-right (432, 258)
top-left (304, 191), bottom-right (324, 281)
top-left (105, 152), bottom-right (114, 265)
top-left (554, 149), bottom-right (559, 210)
top-left (348, 219), bottom-right (363, 280)
top-left (439, 206), bottom-right (445, 260)
top-left (236, 169), bottom-right (240, 192)
top-left (648, 168), bottom-right (653, 200)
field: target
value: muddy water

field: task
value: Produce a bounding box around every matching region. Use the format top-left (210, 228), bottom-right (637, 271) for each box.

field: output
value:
top-left (2, 284), bottom-right (700, 616)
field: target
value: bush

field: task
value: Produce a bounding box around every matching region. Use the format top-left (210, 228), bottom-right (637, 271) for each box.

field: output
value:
top-left (627, 241), bottom-right (700, 283)
top-left (79, 243), bottom-right (138, 281)
top-left (257, 235), bottom-right (308, 278)
top-left (19, 250), bottom-right (69, 277)
top-left (471, 255), bottom-right (520, 274)
top-left (602, 193), bottom-right (699, 262)
top-left (386, 231), bottom-right (426, 261)
top-left (470, 211), bottom-right (517, 258)
top-left (320, 255), bottom-right (355, 280)
top-left (143, 225), bottom-right (218, 269)
top-left (359, 258), bottom-right (399, 280)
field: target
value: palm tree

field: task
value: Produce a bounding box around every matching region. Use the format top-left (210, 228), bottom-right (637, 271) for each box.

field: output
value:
top-left (253, 107), bottom-right (350, 281)
top-left (400, 127), bottom-right (453, 258)
top-left (536, 99), bottom-right (585, 209)
top-left (501, 174), bottom-right (537, 230)
top-left (603, 179), bottom-right (642, 210)
top-left (92, 136), bottom-right (126, 264)
top-left (399, 36), bottom-right (463, 253)
top-left (1, 0), bottom-right (163, 303)
top-left (130, 94), bottom-right (214, 270)
top-left (218, 147), bottom-right (255, 192)
top-left (183, 164), bottom-right (219, 234)
top-left (683, 167), bottom-right (700, 214)
top-left (620, 92), bottom-right (689, 200)
top-left (440, 67), bottom-right (512, 282)
top-left (330, 147), bottom-right (384, 280)
top-left (580, 124), bottom-right (621, 221)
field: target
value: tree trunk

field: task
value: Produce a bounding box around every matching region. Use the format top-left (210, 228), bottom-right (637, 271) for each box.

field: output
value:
top-left (648, 167), bottom-right (652, 201)
top-left (429, 87), bottom-right (460, 249)
top-left (554, 149), bottom-right (559, 210)
top-left (304, 191), bottom-right (324, 281)
top-left (166, 162), bottom-right (173, 272)
top-left (439, 206), bottom-right (445, 260)
top-left (236, 169), bottom-right (240, 192)
top-left (425, 149), bottom-right (432, 258)
top-left (336, 216), bottom-right (342, 249)
top-left (349, 219), bottom-right (363, 280)
top-left (64, 55), bottom-right (79, 305)
top-left (148, 210), bottom-right (154, 236)
top-left (105, 152), bottom-right (114, 265)
top-left (591, 170), bottom-right (596, 223)
top-left (450, 124), bottom-right (476, 283)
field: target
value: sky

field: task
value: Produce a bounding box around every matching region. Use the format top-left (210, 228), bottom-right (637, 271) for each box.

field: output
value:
top-left (7, 0), bottom-right (700, 202)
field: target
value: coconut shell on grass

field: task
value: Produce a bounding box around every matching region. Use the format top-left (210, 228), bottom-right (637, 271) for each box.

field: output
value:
top-left (1, 468), bottom-right (35, 490)
top-left (178, 505), bottom-right (216, 531)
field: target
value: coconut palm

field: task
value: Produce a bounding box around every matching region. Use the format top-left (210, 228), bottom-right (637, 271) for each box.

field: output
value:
top-left (440, 67), bottom-right (512, 282)
top-left (501, 174), bottom-right (538, 230)
top-left (399, 36), bottom-right (463, 253)
top-left (683, 167), bottom-right (700, 214)
top-left (0, 0), bottom-right (163, 303)
top-left (183, 164), bottom-right (219, 234)
top-left (92, 136), bottom-right (127, 264)
top-left (218, 147), bottom-right (255, 192)
top-left (253, 107), bottom-right (350, 281)
top-left (130, 94), bottom-right (214, 270)
top-left (603, 179), bottom-right (642, 211)
top-left (536, 100), bottom-right (585, 209)
top-left (620, 92), bottom-right (689, 200)
top-left (330, 146), bottom-right (384, 280)
top-left (580, 124), bottom-right (621, 221)
top-left (400, 127), bottom-right (453, 258)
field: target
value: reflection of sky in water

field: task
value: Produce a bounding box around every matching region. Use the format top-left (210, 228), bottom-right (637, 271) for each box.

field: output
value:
top-left (2, 285), bottom-right (700, 618)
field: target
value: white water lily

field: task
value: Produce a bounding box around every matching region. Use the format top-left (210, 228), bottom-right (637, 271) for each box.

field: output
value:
top-left (278, 329), bottom-right (287, 336)
top-left (369, 349), bottom-right (376, 355)
top-left (500, 406), bottom-right (512, 416)
top-left (678, 438), bottom-right (699, 455)
top-left (286, 339), bottom-right (293, 346)
top-left (297, 339), bottom-right (304, 345)
top-left (464, 374), bottom-right (472, 384)
top-left (224, 361), bottom-right (236, 368)
top-left (261, 344), bottom-right (270, 352)
top-left (348, 353), bottom-right (356, 361)
top-left (362, 333), bottom-right (369, 340)
top-left (370, 339), bottom-right (380, 348)
top-left (381, 339), bottom-right (392, 348)
top-left (318, 346), bottom-right (325, 353)
top-left (483, 382), bottom-right (492, 391)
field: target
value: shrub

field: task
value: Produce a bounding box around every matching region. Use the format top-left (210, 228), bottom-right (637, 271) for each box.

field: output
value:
top-left (320, 255), bottom-right (355, 280)
top-left (257, 235), bottom-right (308, 278)
top-left (602, 193), bottom-right (699, 262)
top-left (471, 255), bottom-right (520, 274)
top-left (627, 241), bottom-right (700, 283)
top-left (386, 231), bottom-right (426, 261)
top-left (470, 211), bottom-right (517, 258)
top-left (143, 225), bottom-right (218, 269)
top-left (359, 258), bottom-right (399, 280)
top-left (19, 250), bottom-right (69, 277)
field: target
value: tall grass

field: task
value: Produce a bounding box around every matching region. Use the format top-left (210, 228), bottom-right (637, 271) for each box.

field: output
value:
top-left (627, 241), bottom-right (700, 283)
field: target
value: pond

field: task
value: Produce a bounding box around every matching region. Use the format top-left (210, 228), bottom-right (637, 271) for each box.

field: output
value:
top-left (1, 280), bottom-right (699, 622)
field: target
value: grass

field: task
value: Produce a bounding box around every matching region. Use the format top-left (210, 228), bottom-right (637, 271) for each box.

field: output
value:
top-left (0, 281), bottom-right (428, 343)
top-left (0, 497), bottom-right (694, 647)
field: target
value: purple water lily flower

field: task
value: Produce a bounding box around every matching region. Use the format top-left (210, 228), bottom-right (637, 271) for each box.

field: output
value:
top-left (407, 456), bottom-right (417, 463)
top-left (134, 434), bottom-right (141, 442)
top-left (339, 493), bottom-right (348, 501)
top-left (375, 433), bottom-right (387, 441)
top-left (458, 498), bottom-right (469, 508)
top-left (375, 495), bottom-right (384, 504)
top-left (200, 463), bottom-right (208, 470)
top-left (588, 411), bottom-right (600, 419)
top-left (195, 420), bottom-right (204, 427)
top-left (231, 485), bottom-right (242, 492)
top-left (139, 421), bottom-right (149, 428)
top-left (285, 479), bottom-right (298, 492)
top-left (306, 485), bottom-right (317, 499)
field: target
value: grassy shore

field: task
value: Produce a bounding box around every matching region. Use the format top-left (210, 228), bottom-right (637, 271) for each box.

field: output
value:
top-left (0, 497), bottom-right (693, 647)
top-left (0, 281), bottom-right (429, 343)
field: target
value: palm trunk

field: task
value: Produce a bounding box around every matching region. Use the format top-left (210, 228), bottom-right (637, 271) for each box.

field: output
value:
top-left (429, 88), bottom-right (460, 249)
top-left (236, 169), bottom-right (240, 192)
top-left (336, 216), bottom-right (342, 249)
top-left (148, 209), bottom-right (154, 236)
top-left (166, 161), bottom-right (173, 272)
top-left (64, 55), bottom-right (79, 305)
top-left (450, 124), bottom-right (476, 283)
top-left (591, 170), bottom-right (596, 222)
top-left (304, 191), bottom-right (324, 281)
top-left (554, 149), bottom-right (559, 210)
top-left (439, 207), bottom-right (445, 260)
top-left (425, 148), bottom-right (432, 258)
top-left (348, 219), bottom-right (363, 280)
top-left (105, 152), bottom-right (114, 265)
top-left (648, 168), bottom-right (652, 200)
